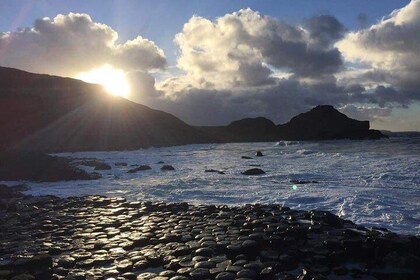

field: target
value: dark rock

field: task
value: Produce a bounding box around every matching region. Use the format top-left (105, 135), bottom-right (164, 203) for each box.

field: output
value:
top-left (259, 267), bottom-right (275, 280)
top-left (256, 151), bottom-right (263, 157)
top-left (241, 156), bottom-right (252, 159)
top-left (0, 151), bottom-right (100, 182)
top-left (290, 179), bottom-right (318, 184)
top-left (127, 165), bottom-right (152, 173)
top-left (242, 168), bottom-right (265, 175)
top-left (277, 105), bottom-right (387, 140)
top-left (161, 165), bottom-right (175, 171)
top-left (205, 169), bottom-right (225, 174)
top-left (189, 268), bottom-right (210, 279)
top-left (215, 271), bottom-right (236, 280)
top-left (237, 269), bottom-right (257, 279)
top-left (78, 159), bottom-right (111, 170)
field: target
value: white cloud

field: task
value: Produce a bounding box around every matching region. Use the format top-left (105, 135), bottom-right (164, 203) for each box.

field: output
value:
top-left (336, 0), bottom-right (420, 92)
top-left (0, 13), bottom-right (166, 76)
top-left (163, 8), bottom-right (344, 92)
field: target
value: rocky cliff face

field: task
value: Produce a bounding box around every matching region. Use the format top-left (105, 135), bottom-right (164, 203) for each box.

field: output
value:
top-left (199, 105), bottom-right (387, 142)
top-left (277, 105), bottom-right (385, 140)
top-left (198, 117), bottom-right (278, 142)
top-left (0, 67), bottom-right (387, 153)
top-left (0, 66), bottom-right (213, 152)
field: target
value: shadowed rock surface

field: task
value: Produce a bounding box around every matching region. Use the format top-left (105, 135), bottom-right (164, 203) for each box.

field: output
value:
top-left (0, 151), bottom-right (100, 182)
top-left (0, 195), bottom-right (418, 279)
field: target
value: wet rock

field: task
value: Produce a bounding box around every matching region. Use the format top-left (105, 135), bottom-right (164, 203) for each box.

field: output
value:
top-left (237, 269), bottom-right (257, 279)
top-left (205, 169), bottom-right (225, 175)
top-left (189, 268), bottom-right (210, 279)
top-left (161, 165), bottom-right (175, 171)
top-left (79, 159), bottom-right (111, 170)
top-left (0, 195), bottom-right (418, 280)
top-left (57, 255), bottom-right (76, 268)
top-left (256, 151), bottom-right (263, 157)
top-left (10, 274), bottom-right (35, 280)
top-left (116, 259), bottom-right (133, 272)
top-left (241, 156), bottom-right (252, 159)
top-left (241, 168), bottom-right (265, 175)
top-left (137, 272), bottom-right (157, 279)
top-left (127, 165), bottom-right (152, 173)
top-left (215, 271), bottom-right (236, 280)
top-left (290, 179), bottom-right (318, 184)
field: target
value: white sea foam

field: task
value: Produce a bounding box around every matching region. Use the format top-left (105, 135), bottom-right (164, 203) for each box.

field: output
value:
top-left (3, 135), bottom-right (420, 235)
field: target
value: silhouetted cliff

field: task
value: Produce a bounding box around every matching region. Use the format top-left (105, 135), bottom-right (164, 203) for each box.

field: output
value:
top-left (199, 105), bottom-right (387, 142)
top-left (0, 67), bottom-right (386, 153)
top-left (277, 105), bottom-right (386, 140)
top-left (0, 66), bottom-right (213, 152)
top-left (198, 117), bottom-right (278, 142)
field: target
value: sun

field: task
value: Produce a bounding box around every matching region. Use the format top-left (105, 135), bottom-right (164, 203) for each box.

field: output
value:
top-left (76, 65), bottom-right (130, 98)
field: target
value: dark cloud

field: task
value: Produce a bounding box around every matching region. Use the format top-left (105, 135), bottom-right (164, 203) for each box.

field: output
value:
top-left (305, 15), bottom-right (347, 49)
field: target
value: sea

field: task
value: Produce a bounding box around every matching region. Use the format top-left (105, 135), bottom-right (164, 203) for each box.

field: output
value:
top-left (7, 133), bottom-right (420, 235)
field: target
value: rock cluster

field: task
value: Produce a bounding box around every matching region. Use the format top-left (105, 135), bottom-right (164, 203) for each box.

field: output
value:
top-left (0, 195), bottom-right (419, 280)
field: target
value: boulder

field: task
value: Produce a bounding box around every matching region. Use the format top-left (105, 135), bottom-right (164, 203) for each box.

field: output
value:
top-left (256, 151), bottom-right (263, 157)
top-left (0, 151), bottom-right (100, 182)
top-left (290, 179), bottom-right (318, 184)
top-left (242, 168), bottom-right (265, 175)
top-left (205, 169), bottom-right (225, 175)
top-left (127, 165), bottom-right (152, 173)
top-left (78, 159), bottom-right (111, 170)
top-left (161, 165), bottom-right (175, 171)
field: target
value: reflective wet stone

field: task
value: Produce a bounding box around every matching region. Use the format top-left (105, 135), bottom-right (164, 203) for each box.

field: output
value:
top-left (137, 272), bottom-right (157, 279)
top-left (189, 268), bottom-right (210, 279)
top-left (215, 271), bottom-right (236, 280)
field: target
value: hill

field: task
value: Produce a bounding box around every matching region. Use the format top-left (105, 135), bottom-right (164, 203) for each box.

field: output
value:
top-left (199, 105), bottom-right (387, 142)
top-left (0, 66), bottom-right (213, 152)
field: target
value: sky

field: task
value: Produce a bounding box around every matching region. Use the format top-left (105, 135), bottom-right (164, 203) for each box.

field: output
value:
top-left (0, 0), bottom-right (419, 131)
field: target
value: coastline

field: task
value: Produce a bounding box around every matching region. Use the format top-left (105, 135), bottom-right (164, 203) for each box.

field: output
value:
top-left (1, 192), bottom-right (419, 280)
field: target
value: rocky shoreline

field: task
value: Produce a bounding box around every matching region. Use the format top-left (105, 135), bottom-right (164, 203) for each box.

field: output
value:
top-left (0, 192), bottom-right (419, 280)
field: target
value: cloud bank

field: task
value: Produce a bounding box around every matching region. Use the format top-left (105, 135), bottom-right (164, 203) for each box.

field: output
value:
top-left (0, 13), bottom-right (166, 76)
top-left (0, 2), bottom-right (419, 130)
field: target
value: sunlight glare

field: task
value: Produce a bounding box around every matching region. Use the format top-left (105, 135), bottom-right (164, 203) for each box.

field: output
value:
top-left (76, 65), bottom-right (130, 98)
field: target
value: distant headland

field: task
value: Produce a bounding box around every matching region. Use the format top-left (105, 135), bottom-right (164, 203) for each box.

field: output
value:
top-left (0, 66), bottom-right (386, 153)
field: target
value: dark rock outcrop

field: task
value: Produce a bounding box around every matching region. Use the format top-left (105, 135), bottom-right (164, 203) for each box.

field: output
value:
top-left (256, 151), bottom-right (263, 157)
top-left (277, 105), bottom-right (386, 140)
top-left (199, 105), bottom-right (387, 142)
top-left (0, 151), bottom-right (100, 181)
top-left (78, 159), bottom-right (112, 170)
top-left (242, 168), bottom-right (265, 175)
top-left (198, 117), bottom-right (278, 143)
top-left (127, 165), bottom-right (152, 173)
top-left (161, 165), bottom-right (175, 171)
